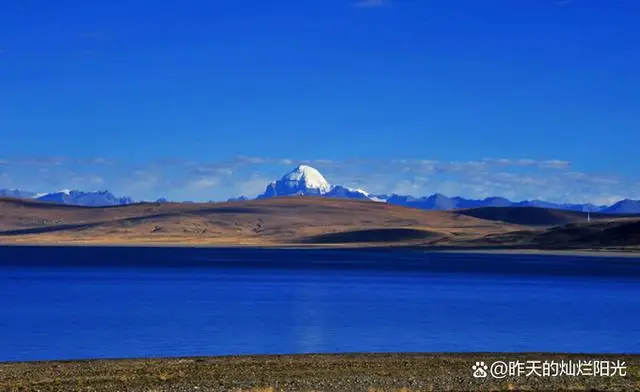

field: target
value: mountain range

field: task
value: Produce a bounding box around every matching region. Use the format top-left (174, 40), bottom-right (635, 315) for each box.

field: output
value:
top-left (244, 165), bottom-right (639, 214)
top-left (0, 189), bottom-right (134, 207)
top-left (2, 164), bottom-right (640, 213)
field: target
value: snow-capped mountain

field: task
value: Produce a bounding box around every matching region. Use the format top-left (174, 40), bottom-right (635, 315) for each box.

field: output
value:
top-left (0, 189), bottom-right (136, 207)
top-left (252, 165), bottom-right (637, 214)
top-left (256, 164), bottom-right (385, 201)
top-left (325, 185), bottom-right (373, 200)
top-left (35, 190), bottom-right (134, 206)
top-left (257, 165), bottom-right (333, 198)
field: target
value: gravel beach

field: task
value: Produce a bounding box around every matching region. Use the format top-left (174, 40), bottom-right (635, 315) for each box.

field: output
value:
top-left (1, 353), bottom-right (638, 392)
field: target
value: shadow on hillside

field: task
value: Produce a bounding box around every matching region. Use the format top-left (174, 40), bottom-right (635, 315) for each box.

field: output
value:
top-left (539, 220), bottom-right (640, 247)
top-left (473, 219), bottom-right (640, 248)
top-left (301, 228), bottom-right (444, 244)
top-left (0, 222), bottom-right (103, 236)
top-left (457, 206), bottom-right (640, 226)
top-left (0, 206), bottom-right (270, 237)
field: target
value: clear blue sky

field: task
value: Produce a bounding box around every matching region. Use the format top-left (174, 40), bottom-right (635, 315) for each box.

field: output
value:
top-left (0, 0), bottom-right (638, 202)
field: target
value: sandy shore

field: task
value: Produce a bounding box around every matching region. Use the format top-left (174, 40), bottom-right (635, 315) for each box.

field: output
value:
top-left (1, 353), bottom-right (638, 392)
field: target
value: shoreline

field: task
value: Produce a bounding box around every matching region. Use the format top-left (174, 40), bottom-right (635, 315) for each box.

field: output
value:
top-left (422, 247), bottom-right (640, 258)
top-left (1, 353), bottom-right (638, 392)
top-left (1, 241), bottom-right (640, 258)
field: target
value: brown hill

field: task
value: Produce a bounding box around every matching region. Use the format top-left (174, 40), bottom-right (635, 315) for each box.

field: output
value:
top-left (468, 219), bottom-right (640, 250)
top-left (0, 197), bottom-right (520, 246)
top-left (456, 206), bottom-right (635, 227)
top-left (535, 219), bottom-right (640, 248)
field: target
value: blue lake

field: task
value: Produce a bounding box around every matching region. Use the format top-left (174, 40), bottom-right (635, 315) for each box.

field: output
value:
top-left (1, 246), bottom-right (639, 361)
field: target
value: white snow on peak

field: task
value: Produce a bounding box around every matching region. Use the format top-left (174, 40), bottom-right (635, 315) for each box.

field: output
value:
top-left (282, 165), bottom-right (332, 193)
top-left (345, 187), bottom-right (369, 196)
top-left (343, 186), bottom-right (386, 202)
top-left (32, 192), bottom-right (48, 198)
top-left (56, 189), bottom-right (73, 195)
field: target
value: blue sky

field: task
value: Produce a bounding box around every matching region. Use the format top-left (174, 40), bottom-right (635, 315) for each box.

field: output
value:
top-left (0, 0), bottom-right (638, 203)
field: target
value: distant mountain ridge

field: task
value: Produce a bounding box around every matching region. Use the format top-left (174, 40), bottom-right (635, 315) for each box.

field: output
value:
top-left (247, 165), bottom-right (637, 214)
top-left (601, 199), bottom-right (640, 214)
top-left (0, 189), bottom-right (37, 199)
top-left (368, 193), bottom-right (606, 213)
top-left (3, 164), bottom-right (640, 212)
top-left (0, 189), bottom-right (134, 207)
top-left (38, 190), bottom-right (134, 207)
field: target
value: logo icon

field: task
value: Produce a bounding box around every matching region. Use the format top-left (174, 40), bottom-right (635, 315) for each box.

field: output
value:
top-left (472, 361), bottom-right (488, 378)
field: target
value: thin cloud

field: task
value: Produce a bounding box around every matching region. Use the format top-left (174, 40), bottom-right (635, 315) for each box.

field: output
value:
top-left (234, 156), bottom-right (269, 164)
top-left (233, 156), bottom-right (294, 165)
top-left (540, 160), bottom-right (570, 169)
top-left (481, 158), bottom-right (569, 169)
top-left (5, 156), bottom-right (119, 167)
top-left (80, 157), bottom-right (116, 166)
top-left (190, 166), bottom-right (234, 177)
top-left (186, 178), bottom-right (219, 190)
top-left (234, 176), bottom-right (272, 198)
top-left (19, 157), bottom-right (68, 166)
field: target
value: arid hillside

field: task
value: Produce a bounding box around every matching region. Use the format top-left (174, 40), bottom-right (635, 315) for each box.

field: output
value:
top-left (0, 197), bottom-right (520, 246)
top-left (1, 197), bottom-right (639, 251)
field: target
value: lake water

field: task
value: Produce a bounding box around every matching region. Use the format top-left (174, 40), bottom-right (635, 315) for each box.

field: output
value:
top-left (1, 246), bottom-right (639, 361)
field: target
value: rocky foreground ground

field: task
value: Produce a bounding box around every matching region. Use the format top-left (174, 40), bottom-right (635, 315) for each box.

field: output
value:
top-left (1, 353), bottom-right (638, 392)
